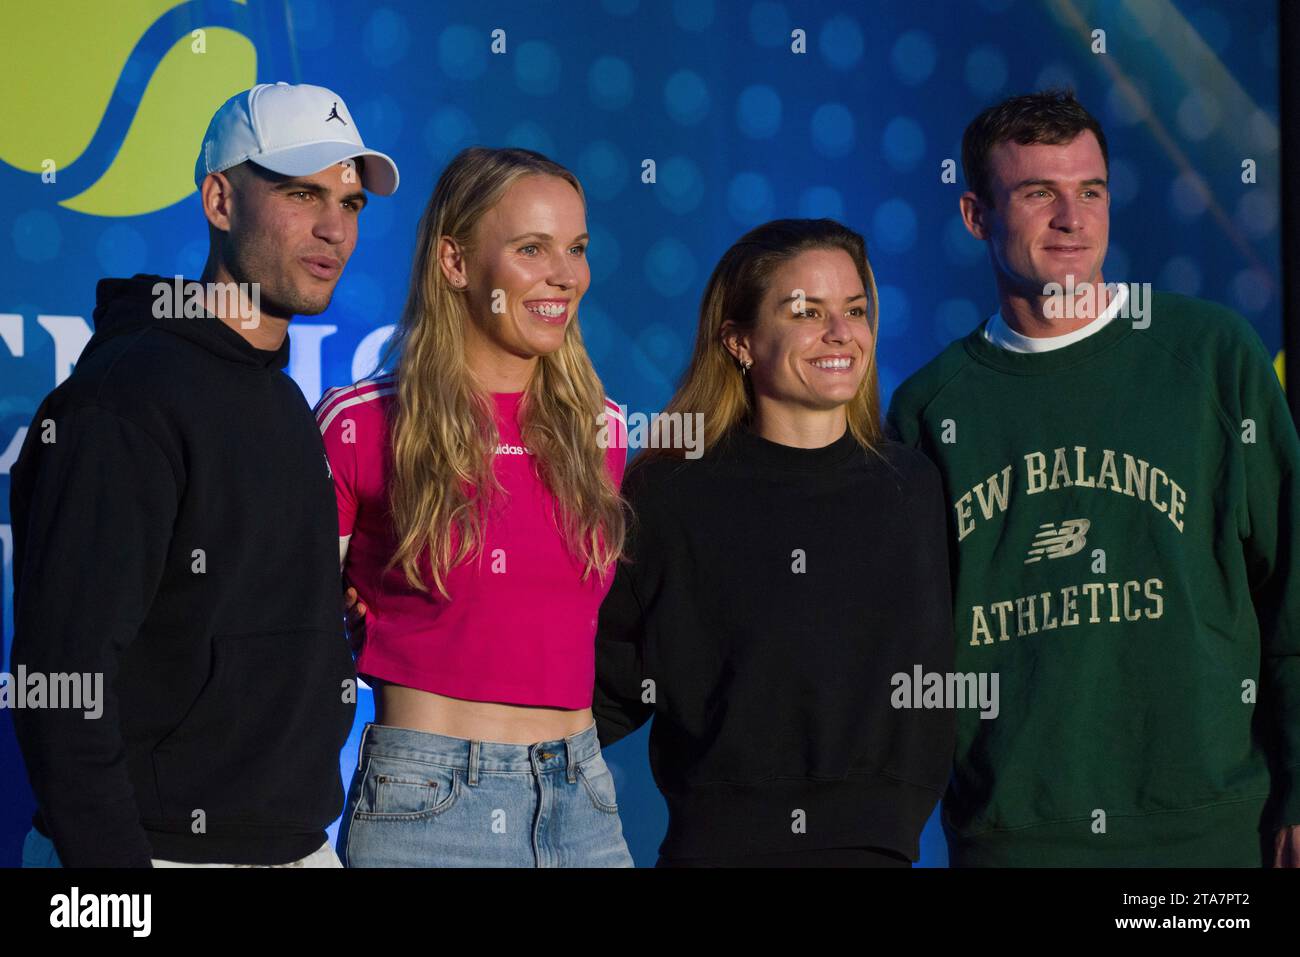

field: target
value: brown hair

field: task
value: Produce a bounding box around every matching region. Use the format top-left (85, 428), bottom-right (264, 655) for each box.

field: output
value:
top-left (632, 217), bottom-right (883, 472)
top-left (962, 89), bottom-right (1109, 206)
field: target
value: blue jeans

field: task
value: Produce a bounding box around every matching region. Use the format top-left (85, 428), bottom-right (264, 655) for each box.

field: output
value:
top-left (338, 721), bottom-right (633, 867)
top-left (22, 827), bottom-right (61, 867)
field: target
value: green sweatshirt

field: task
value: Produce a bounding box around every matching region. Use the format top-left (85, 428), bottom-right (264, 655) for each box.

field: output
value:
top-left (887, 291), bottom-right (1300, 866)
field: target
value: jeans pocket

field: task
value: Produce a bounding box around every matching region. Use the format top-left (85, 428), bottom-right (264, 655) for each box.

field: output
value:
top-left (577, 751), bottom-right (620, 813)
top-left (353, 756), bottom-right (460, 821)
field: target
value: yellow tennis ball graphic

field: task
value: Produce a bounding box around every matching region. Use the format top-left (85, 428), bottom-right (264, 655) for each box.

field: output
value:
top-left (2, 0), bottom-right (256, 217)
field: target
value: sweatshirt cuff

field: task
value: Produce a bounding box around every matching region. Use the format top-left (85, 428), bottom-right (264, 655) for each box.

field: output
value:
top-left (46, 802), bottom-right (156, 868)
top-left (1275, 766), bottom-right (1300, 830)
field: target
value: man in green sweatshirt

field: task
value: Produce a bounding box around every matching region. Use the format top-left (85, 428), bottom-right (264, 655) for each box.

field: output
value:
top-left (887, 90), bottom-right (1300, 867)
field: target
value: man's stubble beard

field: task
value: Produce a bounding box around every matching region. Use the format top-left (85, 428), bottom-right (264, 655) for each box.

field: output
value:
top-left (230, 236), bottom-right (337, 320)
top-left (264, 281), bottom-right (333, 319)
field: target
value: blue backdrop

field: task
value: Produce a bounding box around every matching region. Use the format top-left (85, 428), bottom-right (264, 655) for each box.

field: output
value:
top-left (0, 0), bottom-right (1285, 866)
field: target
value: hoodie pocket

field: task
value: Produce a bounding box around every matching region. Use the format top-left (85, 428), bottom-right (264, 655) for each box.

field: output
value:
top-left (151, 628), bottom-right (356, 831)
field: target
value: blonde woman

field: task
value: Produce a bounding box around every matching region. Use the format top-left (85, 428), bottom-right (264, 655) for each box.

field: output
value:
top-left (594, 219), bottom-right (956, 867)
top-left (316, 147), bottom-right (632, 867)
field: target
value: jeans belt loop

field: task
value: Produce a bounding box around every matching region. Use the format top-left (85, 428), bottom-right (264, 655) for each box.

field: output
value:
top-left (565, 734), bottom-right (578, 784)
top-left (468, 740), bottom-right (480, 787)
top-left (357, 723), bottom-right (372, 771)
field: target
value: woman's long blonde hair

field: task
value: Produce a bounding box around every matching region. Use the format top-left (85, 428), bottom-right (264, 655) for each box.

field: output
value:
top-left (633, 218), bottom-right (884, 472)
top-left (379, 147), bottom-right (625, 597)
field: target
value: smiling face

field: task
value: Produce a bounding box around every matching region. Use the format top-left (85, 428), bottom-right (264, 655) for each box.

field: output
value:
top-left (726, 247), bottom-right (874, 416)
top-left (964, 131), bottom-right (1110, 299)
top-left (445, 174), bottom-right (590, 385)
top-left (208, 160), bottom-right (366, 319)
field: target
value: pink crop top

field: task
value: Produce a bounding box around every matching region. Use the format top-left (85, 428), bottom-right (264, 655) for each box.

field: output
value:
top-left (314, 374), bottom-right (627, 709)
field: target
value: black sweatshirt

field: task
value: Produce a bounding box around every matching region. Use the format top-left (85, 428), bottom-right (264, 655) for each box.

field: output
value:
top-left (9, 275), bottom-right (356, 866)
top-left (594, 425), bottom-right (956, 861)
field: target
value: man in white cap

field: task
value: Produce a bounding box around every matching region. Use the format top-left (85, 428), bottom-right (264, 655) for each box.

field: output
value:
top-left (10, 82), bottom-right (398, 867)
top-left (193, 81), bottom-right (398, 339)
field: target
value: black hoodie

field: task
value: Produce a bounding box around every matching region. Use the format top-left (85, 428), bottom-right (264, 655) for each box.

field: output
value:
top-left (9, 275), bottom-right (356, 866)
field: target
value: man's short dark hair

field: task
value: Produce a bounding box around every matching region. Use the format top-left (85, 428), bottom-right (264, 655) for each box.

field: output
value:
top-left (961, 89), bottom-right (1109, 206)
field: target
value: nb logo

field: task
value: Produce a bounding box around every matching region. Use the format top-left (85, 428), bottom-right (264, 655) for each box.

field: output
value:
top-left (326, 102), bottom-right (347, 125)
top-left (1024, 518), bottom-right (1090, 564)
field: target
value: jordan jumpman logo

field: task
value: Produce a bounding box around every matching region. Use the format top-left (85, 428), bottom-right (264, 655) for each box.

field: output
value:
top-left (325, 102), bottom-right (347, 125)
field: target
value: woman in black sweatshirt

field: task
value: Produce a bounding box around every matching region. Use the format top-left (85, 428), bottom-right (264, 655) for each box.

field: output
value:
top-left (594, 219), bottom-right (956, 867)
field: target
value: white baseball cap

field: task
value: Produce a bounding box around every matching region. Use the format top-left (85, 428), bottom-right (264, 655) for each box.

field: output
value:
top-left (195, 81), bottom-right (399, 195)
